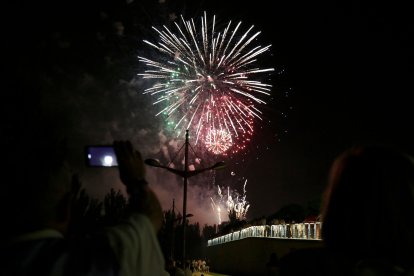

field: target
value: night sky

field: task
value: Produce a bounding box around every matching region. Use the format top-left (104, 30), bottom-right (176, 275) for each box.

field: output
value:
top-left (4, 0), bottom-right (414, 226)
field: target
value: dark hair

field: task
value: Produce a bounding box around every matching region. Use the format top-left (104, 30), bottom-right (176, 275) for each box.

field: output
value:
top-left (321, 145), bottom-right (414, 267)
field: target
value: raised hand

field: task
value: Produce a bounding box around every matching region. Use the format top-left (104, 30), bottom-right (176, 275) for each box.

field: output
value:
top-left (113, 140), bottom-right (146, 186)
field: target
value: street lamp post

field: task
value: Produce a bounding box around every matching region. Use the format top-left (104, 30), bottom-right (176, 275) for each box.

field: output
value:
top-left (169, 199), bottom-right (193, 260)
top-left (145, 130), bottom-right (225, 266)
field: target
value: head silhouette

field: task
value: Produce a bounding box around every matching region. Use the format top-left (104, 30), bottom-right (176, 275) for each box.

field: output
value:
top-left (321, 145), bottom-right (414, 267)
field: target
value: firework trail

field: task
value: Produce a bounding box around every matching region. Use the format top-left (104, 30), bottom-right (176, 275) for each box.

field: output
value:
top-left (210, 198), bottom-right (222, 225)
top-left (138, 12), bottom-right (274, 155)
top-left (210, 179), bottom-right (250, 224)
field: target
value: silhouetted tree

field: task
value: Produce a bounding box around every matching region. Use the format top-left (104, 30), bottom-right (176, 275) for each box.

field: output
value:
top-left (228, 209), bottom-right (238, 224)
top-left (158, 209), bottom-right (178, 259)
top-left (69, 188), bottom-right (104, 237)
top-left (103, 188), bottom-right (128, 226)
top-left (186, 222), bottom-right (202, 258)
top-left (202, 224), bottom-right (217, 240)
top-left (268, 203), bottom-right (306, 223)
top-left (305, 197), bottom-right (322, 217)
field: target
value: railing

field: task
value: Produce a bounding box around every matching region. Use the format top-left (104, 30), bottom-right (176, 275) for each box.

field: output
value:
top-left (207, 222), bottom-right (322, 246)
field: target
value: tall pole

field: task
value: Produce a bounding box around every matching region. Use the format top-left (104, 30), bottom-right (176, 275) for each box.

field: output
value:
top-left (171, 198), bottom-right (175, 259)
top-left (144, 130), bottom-right (226, 267)
top-left (182, 129), bottom-right (189, 267)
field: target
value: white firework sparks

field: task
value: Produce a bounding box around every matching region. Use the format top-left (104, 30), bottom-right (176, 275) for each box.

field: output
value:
top-left (138, 11), bottom-right (274, 155)
top-left (210, 180), bottom-right (250, 224)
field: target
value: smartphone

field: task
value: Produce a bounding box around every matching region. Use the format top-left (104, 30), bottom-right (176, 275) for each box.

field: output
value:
top-left (85, 145), bottom-right (118, 167)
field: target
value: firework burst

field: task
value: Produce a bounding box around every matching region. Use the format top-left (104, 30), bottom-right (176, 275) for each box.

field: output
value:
top-left (210, 180), bottom-right (250, 224)
top-left (138, 11), bottom-right (274, 155)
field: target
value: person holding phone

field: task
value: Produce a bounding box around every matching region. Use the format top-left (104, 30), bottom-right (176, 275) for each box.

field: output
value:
top-left (1, 107), bottom-right (169, 276)
top-left (107, 140), bottom-right (168, 276)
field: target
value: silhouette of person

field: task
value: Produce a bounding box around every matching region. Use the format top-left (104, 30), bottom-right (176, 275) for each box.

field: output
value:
top-left (1, 106), bottom-right (169, 275)
top-left (279, 144), bottom-right (414, 275)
